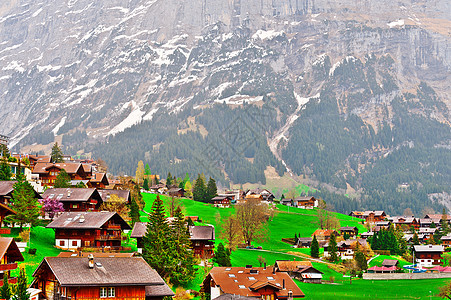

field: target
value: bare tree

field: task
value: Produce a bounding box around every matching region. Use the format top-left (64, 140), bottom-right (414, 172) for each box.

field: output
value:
top-left (220, 215), bottom-right (242, 251)
top-left (403, 207), bottom-right (413, 216)
top-left (169, 196), bottom-right (181, 217)
top-left (316, 200), bottom-right (328, 229)
top-left (235, 199), bottom-right (269, 246)
top-left (325, 216), bottom-right (340, 230)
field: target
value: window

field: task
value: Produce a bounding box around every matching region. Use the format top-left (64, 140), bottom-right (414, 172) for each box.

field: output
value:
top-left (72, 204), bottom-right (78, 209)
top-left (108, 287), bottom-right (115, 297)
top-left (248, 277), bottom-right (256, 280)
top-left (100, 287), bottom-right (107, 298)
top-left (238, 285), bottom-right (246, 289)
top-left (59, 240), bottom-right (65, 247)
top-left (72, 241), bottom-right (78, 247)
top-left (228, 274), bottom-right (235, 278)
top-left (266, 276), bottom-right (274, 280)
top-left (84, 241), bottom-right (91, 247)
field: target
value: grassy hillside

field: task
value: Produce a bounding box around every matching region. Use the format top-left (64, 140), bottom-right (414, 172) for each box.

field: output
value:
top-left (142, 193), bottom-right (446, 299)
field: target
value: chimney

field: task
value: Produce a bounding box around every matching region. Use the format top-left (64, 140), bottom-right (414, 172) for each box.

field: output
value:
top-left (272, 266), bottom-right (276, 274)
top-left (245, 265), bottom-right (252, 269)
top-left (283, 279), bottom-right (285, 290)
top-left (88, 254), bottom-right (94, 269)
top-left (79, 215), bottom-right (85, 223)
top-left (288, 290), bottom-right (293, 300)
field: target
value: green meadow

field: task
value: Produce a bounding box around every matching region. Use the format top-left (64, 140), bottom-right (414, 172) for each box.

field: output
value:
top-left (142, 193), bottom-right (449, 299)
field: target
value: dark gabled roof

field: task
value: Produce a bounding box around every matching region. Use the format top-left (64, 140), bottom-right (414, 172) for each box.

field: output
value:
top-left (57, 252), bottom-right (134, 258)
top-left (296, 266), bottom-right (324, 274)
top-left (0, 237), bottom-right (24, 262)
top-left (339, 226), bottom-right (358, 231)
top-left (97, 189), bottom-right (131, 203)
top-left (34, 257), bottom-right (166, 287)
top-left (90, 173), bottom-right (109, 184)
top-left (382, 259), bottom-right (399, 267)
top-left (189, 225), bottom-right (215, 240)
top-left (211, 196), bottom-right (232, 201)
top-left (249, 280), bottom-right (281, 291)
top-left (293, 196), bottom-right (316, 202)
top-left (0, 181), bottom-right (15, 196)
top-left (46, 211), bottom-right (130, 230)
top-left (33, 163), bottom-right (84, 174)
top-left (145, 284), bottom-right (175, 297)
top-left (42, 188), bottom-right (102, 203)
top-left (130, 222), bottom-right (147, 238)
top-left (413, 245), bottom-right (444, 253)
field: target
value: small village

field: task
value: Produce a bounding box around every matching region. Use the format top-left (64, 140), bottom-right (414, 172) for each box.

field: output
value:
top-left (0, 135), bottom-right (450, 300)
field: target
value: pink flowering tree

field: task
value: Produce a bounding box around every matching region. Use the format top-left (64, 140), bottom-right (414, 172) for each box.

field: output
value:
top-left (39, 197), bottom-right (64, 220)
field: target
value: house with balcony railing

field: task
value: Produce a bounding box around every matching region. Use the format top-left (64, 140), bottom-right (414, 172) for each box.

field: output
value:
top-left (46, 211), bottom-right (130, 250)
top-left (0, 237), bottom-right (24, 286)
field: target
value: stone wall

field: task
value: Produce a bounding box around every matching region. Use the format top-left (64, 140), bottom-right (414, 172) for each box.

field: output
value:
top-left (363, 272), bottom-right (451, 280)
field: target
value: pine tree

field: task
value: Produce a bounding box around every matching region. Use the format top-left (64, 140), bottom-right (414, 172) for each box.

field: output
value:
top-left (206, 177), bottom-right (218, 202)
top-left (53, 169), bottom-right (71, 188)
top-left (142, 195), bottom-right (173, 279)
top-left (0, 158), bottom-right (12, 181)
top-left (213, 243), bottom-right (231, 267)
top-left (8, 174), bottom-right (41, 231)
top-left (13, 268), bottom-right (29, 300)
top-left (144, 163), bottom-right (151, 176)
top-left (50, 143), bottom-right (64, 163)
top-left (129, 198), bottom-right (140, 227)
top-left (166, 172), bottom-right (173, 186)
top-left (0, 144), bottom-right (10, 158)
top-left (143, 178), bottom-right (149, 191)
top-left (0, 275), bottom-right (11, 300)
top-left (193, 174), bottom-right (207, 203)
top-left (170, 207), bottom-right (196, 285)
top-left (328, 233), bottom-right (338, 262)
top-left (310, 235), bottom-right (319, 258)
top-left (354, 250), bottom-right (368, 271)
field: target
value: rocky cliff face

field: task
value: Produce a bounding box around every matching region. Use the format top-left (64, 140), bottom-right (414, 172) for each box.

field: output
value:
top-left (0, 0), bottom-right (449, 214)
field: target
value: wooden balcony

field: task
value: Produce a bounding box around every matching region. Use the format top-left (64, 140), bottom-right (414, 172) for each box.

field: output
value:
top-left (96, 235), bottom-right (122, 241)
top-left (0, 263), bottom-right (17, 271)
top-left (105, 224), bottom-right (121, 230)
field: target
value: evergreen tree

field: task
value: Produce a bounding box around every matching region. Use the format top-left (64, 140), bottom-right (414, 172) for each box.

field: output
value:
top-left (143, 178), bottom-right (149, 191)
top-left (166, 172), bottom-right (173, 186)
top-left (129, 198), bottom-right (140, 227)
top-left (328, 233), bottom-right (338, 262)
top-left (206, 177), bottom-right (218, 202)
top-left (354, 250), bottom-right (368, 271)
top-left (13, 268), bottom-right (29, 300)
top-left (8, 174), bottom-right (41, 231)
top-left (0, 144), bottom-right (10, 158)
top-left (142, 195), bottom-right (173, 279)
top-left (144, 163), bottom-right (151, 176)
top-left (193, 174), bottom-right (207, 203)
top-left (53, 169), bottom-right (71, 188)
top-left (310, 235), bottom-right (319, 258)
top-left (343, 232), bottom-right (350, 240)
top-left (412, 231), bottom-right (420, 245)
top-left (0, 158), bottom-right (12, 181)
top-left (50, 143), bottom-right (64, 163)
top-left (0, 274), bottom-right (11, 300)
top-left (170, 207), bottom-right (196, 285)
top-left (213, 243), bottom-right (231, 267)
top-left (187, 217), bottom-right (195, 226)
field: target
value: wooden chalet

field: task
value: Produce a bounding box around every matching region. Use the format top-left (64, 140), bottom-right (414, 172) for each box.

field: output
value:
top-left (28, 155), bottom-right (51, 167)
top-left (382, 259), bottom-right (399, 268)
top-left (0, 237), bottom-right (24, 287)
top-left (89, 172), bottom-right (109, 189)
top-left (130, 222), bottom-right (147, 251)
top-left (203, 266), bottom-right (304, 299)
top-left (280, 198), bottom-right (293, 207)
top-left (390, 216), bottom-right (419, 230)
top-left (419, 227), bottom-right (437, 241)
top-left (46, 211), bottom-right (130, 250)
top-left (245, 189), bottom-right (275, 203)
top-left (296, 237), bottom-right (312, 248)
top-left (98, 189), bottom-right (131, 205)
top-left (292, 197), bottom-right (318, 209)
top-left (150, 184), bottom-right (167, 194)
top-left (339, 226), bottom-right (359, 237)
top-left (168, 188), bottom-right (185, 198)
top-left (413, 245), bottom-right (444, 267)
top-left (33, 162), bottom-right (90, 187)
top-left (57, 251), bottom-right (135, 258)
top-left (324, 239), bottom-right (367, 260)
top-left (419, 218), bottom-right (441, 228)
top-left (362, 211), bottom-right (387, 223)
top-left (189, 225), bottom-right (215, 258)
top-left (0, 181), bottom-right (40, 226)
top-left (42, 188), bottom-right (103, 212)
top-left (349, 211), bottom-right (365, 219)
top-left (31, 256), bottom-right (174, 300)
top-left (311, 230), bottom-right (336, 242)
top-left (441, 234), bottom-right (451, 247)
top-left (424, 214), bottom-right (451, 223)
top-left (274, 260), bottom-right (322, 283)
top-left (211, 196), bottom-right (232, 208)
